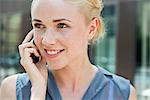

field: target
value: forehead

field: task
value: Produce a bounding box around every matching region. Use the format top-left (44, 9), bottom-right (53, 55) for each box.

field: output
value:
top-left (31, 0), bottom-right (84, 22)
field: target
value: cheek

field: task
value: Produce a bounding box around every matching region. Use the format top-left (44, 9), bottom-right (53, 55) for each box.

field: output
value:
top-left (71, 27), bottom-right (88, 40)
top-left (64, 30), bottom-right (88, 54)
top-left (34, 33), bottom-right (43, 51)
top-left (71, 30), bottom-right (89, 46)
top-left (34, 33), bottom-right (41, 43)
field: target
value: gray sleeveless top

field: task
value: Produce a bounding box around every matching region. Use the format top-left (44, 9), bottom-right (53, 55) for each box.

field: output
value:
top-left (16, 67), bottom-right (130, 100)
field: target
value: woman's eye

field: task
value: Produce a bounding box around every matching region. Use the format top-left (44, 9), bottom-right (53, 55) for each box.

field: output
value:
top-left (34, 23), bottom-right (45, 29)
top-left (57, 23), bottom-right (68, 29)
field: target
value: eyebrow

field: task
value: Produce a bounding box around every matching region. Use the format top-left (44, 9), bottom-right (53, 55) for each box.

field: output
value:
top-left (32, 19), bottom-right (42, 23)
top-left (32, 18), bottom-right (71, 23)
top-left (53, 18), bottom-right (71, 22)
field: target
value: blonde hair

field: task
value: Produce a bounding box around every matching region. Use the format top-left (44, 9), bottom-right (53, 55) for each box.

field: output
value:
top-left (65, 0), bottom-right (105, 43)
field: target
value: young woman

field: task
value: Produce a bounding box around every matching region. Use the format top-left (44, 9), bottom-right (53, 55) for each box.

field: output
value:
top-left (0, 0), bottom-right (136, 100)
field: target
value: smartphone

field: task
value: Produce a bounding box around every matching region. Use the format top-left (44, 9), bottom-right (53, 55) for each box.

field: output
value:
top-left (31, 40), bottom-right (40, 63)
top-left (31, 53), bottom-right (40, 63)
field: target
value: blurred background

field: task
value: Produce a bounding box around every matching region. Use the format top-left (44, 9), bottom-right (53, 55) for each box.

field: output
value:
top-left (0, 0), bottom-right (150, 99)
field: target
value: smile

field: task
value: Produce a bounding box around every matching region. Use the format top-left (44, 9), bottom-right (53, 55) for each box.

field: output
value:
top-left (47, 50), bottom-right (64, 55)
top-left (45, 49), bottom-right (64, 56)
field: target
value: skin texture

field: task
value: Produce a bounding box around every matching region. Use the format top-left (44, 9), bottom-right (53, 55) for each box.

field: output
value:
top-left (32, 0), bottom-right (93, 70)
top-left (31, 0), bottom-right (99, 99)
top-left (0, 0), bottom-right (137, 100)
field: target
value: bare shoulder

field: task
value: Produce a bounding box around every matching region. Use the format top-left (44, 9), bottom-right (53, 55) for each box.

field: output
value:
top-left (0, 74), bottom-right (18, 100)
top-left (129, 84), bottom-right (137, 100)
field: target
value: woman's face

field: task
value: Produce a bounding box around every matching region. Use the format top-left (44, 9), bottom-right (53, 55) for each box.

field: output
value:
top-left (31, 0), bottom-right (92, 70)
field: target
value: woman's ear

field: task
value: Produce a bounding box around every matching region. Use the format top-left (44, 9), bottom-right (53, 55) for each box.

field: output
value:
top-left (88, 17), bottom-right (100, 40)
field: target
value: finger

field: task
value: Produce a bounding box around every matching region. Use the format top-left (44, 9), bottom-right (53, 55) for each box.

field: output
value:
top-left (20, 48), bottom-right (41, 81)
top-left (22, 30), bottom-right (34, 44)
top-left (18, 42), bottom-right (36, 58)
top-left (20, 48), bottom-right (40, 66)
top-left (21, 48), bottom-right (43, 76)
top-left (24, 48), bottom-right (40, 58)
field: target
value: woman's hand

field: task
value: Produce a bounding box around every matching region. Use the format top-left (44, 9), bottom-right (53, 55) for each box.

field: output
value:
top-left (18, 30), bottom-right (48, 99)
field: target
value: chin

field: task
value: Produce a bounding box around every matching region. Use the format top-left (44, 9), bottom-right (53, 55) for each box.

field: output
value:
top-left (47, 61), bottom-right (67, 71)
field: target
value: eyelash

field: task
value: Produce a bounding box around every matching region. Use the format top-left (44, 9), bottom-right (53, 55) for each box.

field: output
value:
top-left (33, 23), bottom-right (69, 31)
top-left (33, 23), bottom-right (46, 29)
top-left (57, 23), bottom-right (69, 29)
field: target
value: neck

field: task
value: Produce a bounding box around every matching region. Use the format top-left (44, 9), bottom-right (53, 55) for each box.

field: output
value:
top-left (51, 58), bottom-right (97, 93)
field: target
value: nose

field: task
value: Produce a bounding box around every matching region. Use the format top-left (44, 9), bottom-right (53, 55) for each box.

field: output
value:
top-left (42, 28), bottom-right (57, 45)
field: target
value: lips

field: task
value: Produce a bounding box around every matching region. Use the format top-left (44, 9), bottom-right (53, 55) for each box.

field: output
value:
top-left (47, 50), bottom-right (63, 55)
top-left (45, 49), bottom-right (64, 57)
